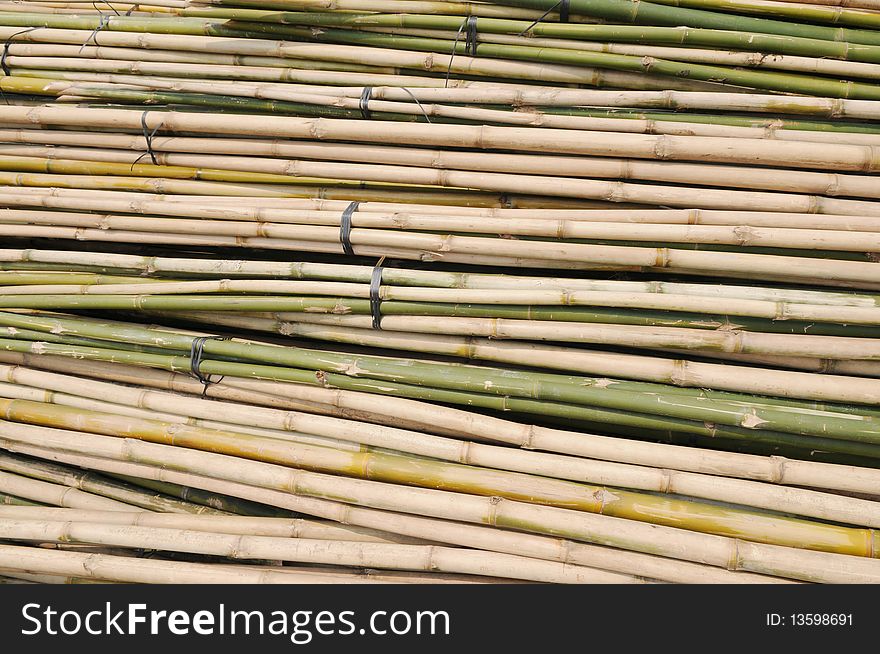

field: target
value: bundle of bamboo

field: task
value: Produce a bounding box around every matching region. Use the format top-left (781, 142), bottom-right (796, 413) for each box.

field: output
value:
top-left (0, 0), bottom-right (879, 584)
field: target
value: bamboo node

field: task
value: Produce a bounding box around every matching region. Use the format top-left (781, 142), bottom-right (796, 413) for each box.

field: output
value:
top-left (726, 540), bottom-right (742, 572)
top-left (732, 226), bottom-right (754, 247)
top-left (520, 424), bottom-right (537, 450)
top-left (486, 495), bottom-right (503, 526)
top-left (658, 469), bottom-right (673, 495)
top-left (769, 456), bottom-right (787, 484)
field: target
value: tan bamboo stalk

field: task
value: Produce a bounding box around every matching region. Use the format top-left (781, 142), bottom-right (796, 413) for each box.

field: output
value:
top-left (0, 421), bottom-right (870, 582)
top-left (0, 434), bottom-right (794, 584)
top-left (0, 470), bottom-right (140, 511)
top-left (5, 147), bottom-right (880, 211)
top-left (6, 184), bottom-right (880, 234)
top-left (0, 225), bottom-right (614, 271)
top-left (12, 275), bottom-right (880, 326)
top-left (327, 87), bottom-right (880, 118)
top-left (182, 0), bottom-right (554, 17)
top-left (16, 183), bottom-right (876, 226)
top-left (1, 44), bottom-right (535, 87)
top-left (4, 362), bottom-right (879, 528)
top-left (3, 105), bottom-right (877, 172)
top-left (0, 518), bottom-right (644, 584)
top-left (0, 451), bottom-right (227, 514)
top-left (7, 135), bottom-right (880, 199)
top-left (0, 507), bottom-right (437, 545)
top-left (0, 543), bottom-right (393, 583)
top-left (5, 222), bottom-right (880, 286)
top-left (8, 206), bottom-right (880, 253)
top-left (196, 310), bottom-right (880, 359)
top-left (7, 148), bottom-right (874, 214)
top-left (4, 56), bottom-right (457, 88)
top-left (4, 350), bottom-right (879, 499)
top-left (362, 26), bottom-right (880, 80)
top-left (0, 27), bottom-right (731, 91)
top-left (656, 348), bottom-right (880, 377)
top-left (0, 380), bottom-right (369, 453)
top-left (16, 71), bottom-right (880, 146)
top-left (8, 397), bottom-right (875, 554)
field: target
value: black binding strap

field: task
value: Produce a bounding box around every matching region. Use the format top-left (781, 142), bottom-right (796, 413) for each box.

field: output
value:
top-left (339, 201), bottom-right (359, 256)
top-left (465, 15), bottom-right (479, 56)
top-left (80, 13), bottom-right (111, 53)
top-left (1, 27), bottom-right (43, 78)
top-left (133, 111), bottom-right (162, 167)
top-left (359, 86), bottom-right (373, 120)
top-left (445, 16), bottom-right (479, 88)
top-left (559, 0), bottom-right (571, 22)
top-left (518, 0), bottom-right (571, 36)
top-left (189, 336), bottom-right (227, 394)
top-left (369, 260), bottom-right (385, 330)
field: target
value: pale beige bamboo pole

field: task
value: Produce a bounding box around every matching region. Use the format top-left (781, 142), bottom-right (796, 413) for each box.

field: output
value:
top-left (0, 518), bottom-right (645, 584)
top-left (0, 423), bottom-right (869, 583)
top-left (3, 350), bottom-right (878, 498)
top-left (0, 44), bottom-right (544, 87)
top-left (655, 348), bottom-right (880, 377)
top-left (3, 436), bottom-right (793, 584)
top-left (0, 544), bottom-right (393, 583)
top-left (7, 148), bottom-right (875, 213)
top-left (11, 275), bottom-right (880, 326)
top-left (20, 71), bottom-right (880, 146)
top-left (0, 225), bottom-right (612, 271)
top-left (4, 221), bottom-right (880, 284)
top-left (364, 26), bottom-right (880, 80)
top-left (8, 183), bottom-right (880, 230)
top-left (7, 136), bottom-right (880, 198)
top-left (0, 27), bottom-right (731, 91)
top-left (8, 206), bottom-right (880, 251)
top-left (0, 506), bottom-right (437, 545)
top-left (4, 362), bottom-right (879, 528)
top-left (4, 56), bottom-right (458, 88)
top-left (361, 87), bottom-right (880, 117)
top-left (0, 380), bottom-right (368, 454)
top-left (0, 470), bottom-right (140, 512)
top-left (1, 105), bottom-right (877, 172)
top-left (4, 152), bottom-right (880, 213)
top-left (196, 310), bottom-right (880, 359)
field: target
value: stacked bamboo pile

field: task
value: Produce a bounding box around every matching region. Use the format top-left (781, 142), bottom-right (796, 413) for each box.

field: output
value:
top-left (0, 0), bottom-right (879, 584)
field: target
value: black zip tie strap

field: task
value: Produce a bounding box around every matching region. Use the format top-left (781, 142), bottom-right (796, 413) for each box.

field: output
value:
top-left (189, 335), bottom-right (228, 395)
top-left (369, 259), bottom-right (385, 330)
top-left (1, 27), bottom-right (43, 78)
top-left (517, 0), bottom-right (571, 36)
top-left (398, 87), bottom-right (432, 123)
top-left (465, 15), bottom-right (479, 55)
top-left (133, 111), bottom-right (162, 167)
top-left (80, 13), bottom-right (111, 53)
top-left (339, 201), bottom-right (359, 256)
top-left (359, 86), bottom-right (373, 120)
top-left (445, 16), bottom-right (478, 88)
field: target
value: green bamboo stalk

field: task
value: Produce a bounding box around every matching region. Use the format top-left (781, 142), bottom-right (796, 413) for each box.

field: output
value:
top-left (482, 0), bottom-right (880, 44)
top-left (0, 452), bottom-right (229, 514)
top-left (214, 23), bottom-right (880, 98)
top-left (105, 475), bottom-right (300, 517)
top-left (1, 329), bottom-right (878, 462)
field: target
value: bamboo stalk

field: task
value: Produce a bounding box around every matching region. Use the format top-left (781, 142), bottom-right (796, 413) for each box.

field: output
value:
top-left (3, 361), bottom-right (879, 528)
top-left (0, 420), bottom-right (873, 582)
top-left (0, 517), bottom-right (645, 583)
